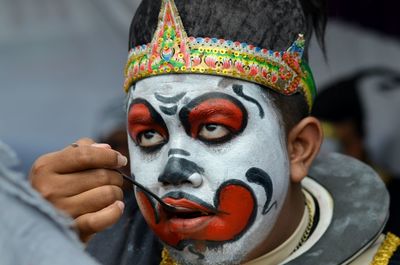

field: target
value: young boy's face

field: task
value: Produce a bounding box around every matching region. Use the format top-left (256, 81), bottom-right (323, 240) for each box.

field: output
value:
top-left (127, 74), bottom-right (290, 264)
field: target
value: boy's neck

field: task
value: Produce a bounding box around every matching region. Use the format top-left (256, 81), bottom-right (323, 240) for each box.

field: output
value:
top-left (244, 182), bottom-right (305, 262)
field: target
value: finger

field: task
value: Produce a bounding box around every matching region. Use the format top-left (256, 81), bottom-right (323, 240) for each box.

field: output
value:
top-left (66, 138), bottom-right (111, 150)
top-left (65, 138), bottom-right (95, 150)
top-left (50, 145), bottom-right (127, 174)
top-left (72, 138), bottom-right (96, 147)
top-left (37, 169), bottom-right (124, 198)
top-left (75, 200), bottom-right (125, 242)
top-left (91, 143), bottom-right (112, 149)
top-left (56, 185), bottom-right (123, 218)
top-left (65, 169), bottom-right (124, 196)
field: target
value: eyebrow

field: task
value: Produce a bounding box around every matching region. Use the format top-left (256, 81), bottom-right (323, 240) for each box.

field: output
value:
top-left (154, 92), bottom-right (186, 104)
top-left (232, 84), bottom-right (265, 118)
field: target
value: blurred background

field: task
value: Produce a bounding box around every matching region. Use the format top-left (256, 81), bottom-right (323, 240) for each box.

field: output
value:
top-left (0, 0), bottom-right (140, 173)
top-left (0, 0), bottom-right (399, 231)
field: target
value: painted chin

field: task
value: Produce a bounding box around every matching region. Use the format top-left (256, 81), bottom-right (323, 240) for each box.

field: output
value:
top-left (135, 180), bottom-right (257, 250)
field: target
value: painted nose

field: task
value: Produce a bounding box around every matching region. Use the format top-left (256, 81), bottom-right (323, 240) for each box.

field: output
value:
top-left (158, 157), bottom-right (204, 187)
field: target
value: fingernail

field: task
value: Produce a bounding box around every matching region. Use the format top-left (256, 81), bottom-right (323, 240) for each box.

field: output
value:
top-left (91, 143), bottom-right (111, 149)
top-left (115, 201), bottom-right (125, 212)
top-left (117, 154), bottom-right (128, 167)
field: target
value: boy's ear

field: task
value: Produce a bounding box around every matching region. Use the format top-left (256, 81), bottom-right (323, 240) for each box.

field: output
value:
top-left (287, 117), bottom-right (323, 183)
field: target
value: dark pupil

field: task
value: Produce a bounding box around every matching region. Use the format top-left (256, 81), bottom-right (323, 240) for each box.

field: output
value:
top-left (144, 131), bottom-right (156, 139)
top-left (205, 124), bottom-right (217, 131)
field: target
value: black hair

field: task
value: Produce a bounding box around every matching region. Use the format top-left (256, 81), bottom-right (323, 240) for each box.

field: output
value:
top-left (270, 0), bottom-right (327, 133)
top-left (129, 0), bottom-right (327, 132)
top-left (129, 0), bottom-right (326, 53)
top-left (268, 91), bottom-right (309, 134)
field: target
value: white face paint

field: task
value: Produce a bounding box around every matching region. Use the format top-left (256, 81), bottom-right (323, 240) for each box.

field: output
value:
top-left (127, 74), bottom-right (289, 265)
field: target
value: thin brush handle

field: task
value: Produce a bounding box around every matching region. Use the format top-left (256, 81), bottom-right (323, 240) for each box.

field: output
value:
top-left (115, 170), bottom-right (176, 211)
top-left (116, 169), bottom-right (227, 215)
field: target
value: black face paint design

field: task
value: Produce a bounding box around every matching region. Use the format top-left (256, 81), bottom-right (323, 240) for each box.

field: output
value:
top-left (245, 167), bottom-right (277, 215)
top-left (154, 92), bottom-right (187, 104)
top-left (160, 105), bottom-right (178, 115)
top-left (188, 246), bottom-right (205, 260)
top-left (178, 92), bottom-right (248, 137)
top-left (232, 84), bottom-right (265, 118)
top-left (168, 148), bottom-right (190, 157)
top-left (158, 157), bottom-right (205, 186)
top-left (162, 191), bottom-right (217, 211)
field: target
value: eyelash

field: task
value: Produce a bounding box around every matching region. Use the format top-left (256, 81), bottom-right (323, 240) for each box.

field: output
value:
top-left (136, 130), bottom-right (167, 152)
top-left (135, 124), bottom-right (234, 153)
top-left (197, 123), bottom-right (235, 144)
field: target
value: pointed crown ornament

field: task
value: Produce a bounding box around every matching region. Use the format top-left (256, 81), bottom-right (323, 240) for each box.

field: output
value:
top-left (124, 0), bottom-right (317, 110)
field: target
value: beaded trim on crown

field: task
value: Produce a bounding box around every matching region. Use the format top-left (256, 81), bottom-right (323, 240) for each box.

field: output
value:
top-left (124, 0), bottom-right (317, 110)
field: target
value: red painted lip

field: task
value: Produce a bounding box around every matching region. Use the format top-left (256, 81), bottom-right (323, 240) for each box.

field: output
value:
top-left (136, 182), bottom-right (256, 247)
top-left (168, 215), bottom-right (215, 234)
top-left (163, 198), bottom-right (216, 214)
top-left (162, 198), bottom-right (218, 234)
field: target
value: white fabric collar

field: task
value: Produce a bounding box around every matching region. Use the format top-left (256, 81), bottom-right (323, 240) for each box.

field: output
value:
top-left (244, 177), bottom-right (333, 265)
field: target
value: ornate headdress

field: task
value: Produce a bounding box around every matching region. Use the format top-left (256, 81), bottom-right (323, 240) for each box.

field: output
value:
top-left (124, 0), bottom-right (316, 110)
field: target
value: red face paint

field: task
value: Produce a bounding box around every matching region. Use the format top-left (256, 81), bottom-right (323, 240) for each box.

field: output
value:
top-left (136, 181), bottom-right (256, 248)
top-left (187, 98), bottom-right (245, 138)
top-left (179, 93), bottom-right (248, 140)
top-left (128, 99), bottom-right (168, 143)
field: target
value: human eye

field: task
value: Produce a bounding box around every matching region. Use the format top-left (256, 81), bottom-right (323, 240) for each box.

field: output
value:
top-left (137, 130), bottom-right (166, 148)
top-left (198, 124), bottom-right (231, 143)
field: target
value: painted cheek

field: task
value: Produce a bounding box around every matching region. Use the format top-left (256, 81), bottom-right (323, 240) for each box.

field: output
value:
top-left (136, 182), bottom-right (256, 248)
top-left (188, 99), bottom-right (244, 137)
top-left (128, 103), bottom-right (167, 142)
top-left (136, 191), bottom-right (183, 246)
top-left (189, 184), bottom-right (255, 241)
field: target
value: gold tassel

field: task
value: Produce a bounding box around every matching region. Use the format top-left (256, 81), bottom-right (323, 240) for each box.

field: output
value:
top-left (370, 232), bottom-right (400, 265)
top-left (160, 248), bottom-right (180, 265)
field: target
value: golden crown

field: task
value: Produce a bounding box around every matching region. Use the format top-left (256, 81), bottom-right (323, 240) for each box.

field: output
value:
top-left (124, 0), bottom-right (316, 110)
